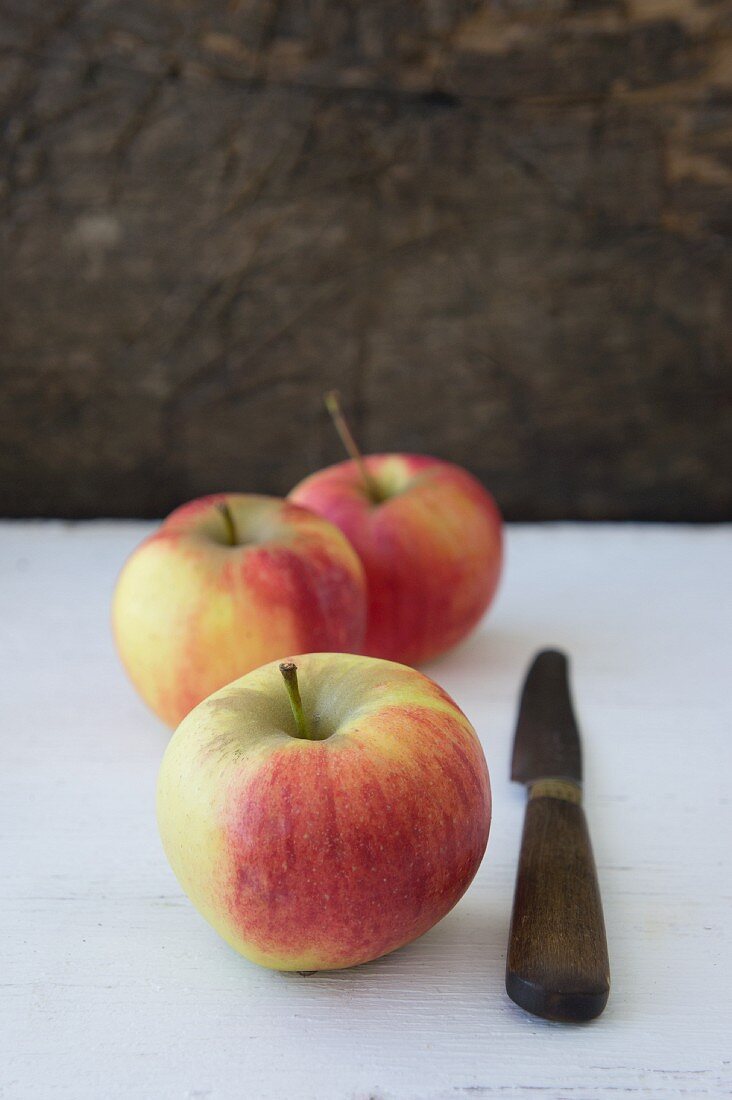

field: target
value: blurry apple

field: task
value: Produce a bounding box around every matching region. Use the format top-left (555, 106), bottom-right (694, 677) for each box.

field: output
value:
top-left (289, 394), bottom-right (502, 665)
top-left (157, 652), bottom-right (491, 971)
top-left (112, 494), bottom-right (366, 727)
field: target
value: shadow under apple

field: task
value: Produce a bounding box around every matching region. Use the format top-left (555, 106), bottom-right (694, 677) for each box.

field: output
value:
top-left (274, 891), bottom-right (510, 1004)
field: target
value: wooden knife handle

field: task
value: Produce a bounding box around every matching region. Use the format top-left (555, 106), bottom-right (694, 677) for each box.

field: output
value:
top-left (506, 786), bottom-right (610, 1022)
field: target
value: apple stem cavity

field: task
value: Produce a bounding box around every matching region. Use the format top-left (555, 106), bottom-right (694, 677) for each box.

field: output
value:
top-left (218, 501), bottom-right (237, 546)
top-left (279, 661), bottom-right (312, 741)
top-left (325, 390), bottom-right (382, 504)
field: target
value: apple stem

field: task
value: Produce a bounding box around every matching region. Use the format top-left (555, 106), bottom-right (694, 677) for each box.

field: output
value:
top-left (324, 390), bottom-right (381, 503)
top-left (279, 662), bottom-right (312, 741)
top-left (218, 501), bottom-right (237, 546)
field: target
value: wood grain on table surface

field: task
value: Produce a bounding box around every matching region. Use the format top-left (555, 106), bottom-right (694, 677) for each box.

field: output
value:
top-left (1, 523), bottom-right (730, 1099)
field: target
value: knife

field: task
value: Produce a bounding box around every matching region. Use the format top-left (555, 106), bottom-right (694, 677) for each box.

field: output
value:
top-left (505, 649), bottom-right (610, 1023)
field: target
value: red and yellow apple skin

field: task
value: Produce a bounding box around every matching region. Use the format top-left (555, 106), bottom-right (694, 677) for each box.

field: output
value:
top-left (157, 653), bottom-right (491, 971)
top-left (289, 455), bottom-right (503, 666)
top-left (112, 495), bottom-right (366, 728)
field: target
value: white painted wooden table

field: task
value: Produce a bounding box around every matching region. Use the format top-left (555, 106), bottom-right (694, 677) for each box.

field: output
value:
top-left (2, 522), bottom-right (730, 1099)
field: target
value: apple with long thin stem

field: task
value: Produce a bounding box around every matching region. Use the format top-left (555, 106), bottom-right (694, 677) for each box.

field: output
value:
top-left (157, 652), bottom-right (491, 971)
top-left (289, 394), bottom-right (503, 666)
top-left (112, 494), bottom-right (366, 727)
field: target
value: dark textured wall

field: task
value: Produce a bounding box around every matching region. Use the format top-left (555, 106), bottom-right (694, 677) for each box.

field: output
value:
top-left (1, 0), bottom-right (731, 520)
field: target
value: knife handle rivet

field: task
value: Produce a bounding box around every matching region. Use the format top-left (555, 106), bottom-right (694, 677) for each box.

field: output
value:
top-left (529, 777), bottom-right (582, 804)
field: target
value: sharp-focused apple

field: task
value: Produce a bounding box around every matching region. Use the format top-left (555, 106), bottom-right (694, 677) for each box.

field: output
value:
top-left (157, 652), bottom-right (491, 971)
top-left (289, 398), bottom-right (502, 665)
top-left (112, 494), bottom-right (366, 727)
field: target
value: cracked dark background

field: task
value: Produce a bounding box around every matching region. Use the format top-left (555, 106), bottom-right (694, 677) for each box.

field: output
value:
top-left (1, 0), bottom-right (731, 520)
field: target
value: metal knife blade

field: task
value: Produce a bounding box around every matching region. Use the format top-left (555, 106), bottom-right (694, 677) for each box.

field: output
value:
top-left (511, 648), bottom-right (582, 786)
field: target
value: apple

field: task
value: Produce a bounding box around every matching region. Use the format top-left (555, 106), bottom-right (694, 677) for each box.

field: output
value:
top-left (112, 494), bottom-right (366, 727)
top-left (288, 394), bottom-right (503, 665)
top-left (157, 652), bottom-right (491, 971)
